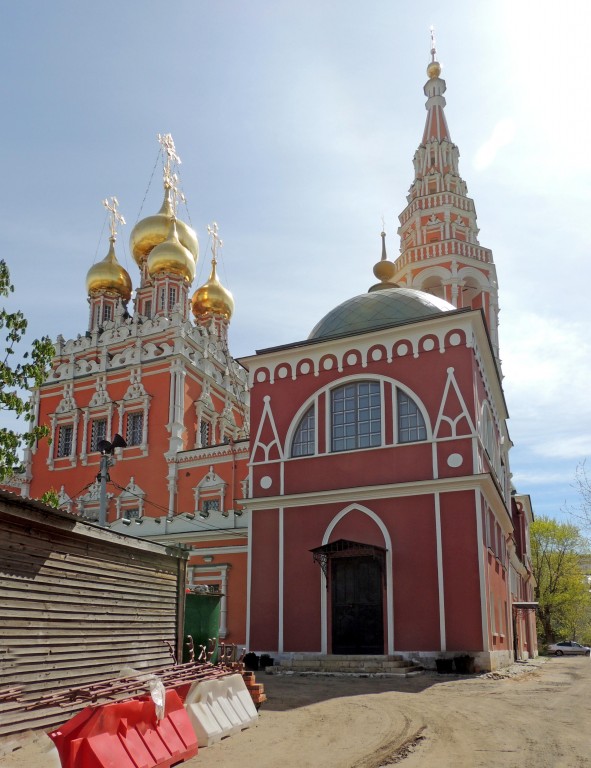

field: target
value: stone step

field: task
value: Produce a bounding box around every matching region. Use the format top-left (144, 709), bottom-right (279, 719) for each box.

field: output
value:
top-left (267, 654), bottom-right (424, 677)
top-left (284, 659), bottom-right (414, 670)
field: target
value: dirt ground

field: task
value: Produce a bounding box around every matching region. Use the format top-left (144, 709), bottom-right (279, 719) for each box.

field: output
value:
top-left (190, 656), bottom-right (591, 768)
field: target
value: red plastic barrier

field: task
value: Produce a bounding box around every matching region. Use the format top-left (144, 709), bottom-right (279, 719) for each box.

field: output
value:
top-left (48, 689), bottom-right (198, 768)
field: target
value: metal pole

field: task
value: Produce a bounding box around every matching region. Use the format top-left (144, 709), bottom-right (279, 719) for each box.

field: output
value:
top-left (98, 453), bottom-right (109, 527)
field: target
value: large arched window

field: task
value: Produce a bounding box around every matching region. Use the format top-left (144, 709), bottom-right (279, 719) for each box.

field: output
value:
top-left (291, 405), bottom-right (315, 457)
top-left (331, 381), bottom-right (381, 452)
top-left (397, 390), bottom-right (427, 443)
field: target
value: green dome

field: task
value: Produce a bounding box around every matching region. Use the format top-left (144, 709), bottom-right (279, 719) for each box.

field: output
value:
top-left (308, 287), bottom-right (454, 341)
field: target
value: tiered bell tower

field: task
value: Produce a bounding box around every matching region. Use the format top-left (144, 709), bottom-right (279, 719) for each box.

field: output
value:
top-left (391, 31), bottom-right (500, 359)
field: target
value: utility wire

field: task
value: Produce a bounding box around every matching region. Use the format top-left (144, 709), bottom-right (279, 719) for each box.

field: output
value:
top-left (108, 480), bottom-right (248, 539)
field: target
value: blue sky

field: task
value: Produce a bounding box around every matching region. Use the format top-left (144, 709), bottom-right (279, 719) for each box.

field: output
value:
top-left (2, 0), bottom-right (590, 522)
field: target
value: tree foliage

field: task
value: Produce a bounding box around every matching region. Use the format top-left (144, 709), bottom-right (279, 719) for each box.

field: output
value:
top-left (531, 516), bottom-right (591, 645)
top-left (0, 259), bottom-right (54, 481)
top-left (569, 461), bottom-right (591, 533)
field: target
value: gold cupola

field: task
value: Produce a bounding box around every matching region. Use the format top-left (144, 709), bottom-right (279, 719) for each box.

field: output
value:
top-left (129, 185), bottom-right (199, 268)
top-left (192, 222), bottom-right (234, 321)
top-left (86, 237), bottom-right (133, 300)
top-left (368, 230), bottom-right (399, 293)
top-left (147, 217), bottom-right (196, 283)
top-left (129, 133), bottom-right (198, 268)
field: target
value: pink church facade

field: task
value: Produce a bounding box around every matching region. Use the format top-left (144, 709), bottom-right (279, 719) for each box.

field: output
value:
top-left (241, 41), bottom-right (537, 671)
top-left (242, 306), bottom-right (535, 670)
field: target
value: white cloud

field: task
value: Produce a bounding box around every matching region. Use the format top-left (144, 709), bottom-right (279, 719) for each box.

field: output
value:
top-left (473, 118), bottom-right (516, 171)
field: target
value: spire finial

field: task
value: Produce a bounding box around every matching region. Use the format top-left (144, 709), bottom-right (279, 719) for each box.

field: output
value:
top-left (427, 26), bottom-right (442, 79)
top-left (157, 133), bottom-right (186, 216)
top-left (102, 196), bottom-right (125, 241)
top-left (207, 221), bottom-right (223, 266)
top-left (430, 25), bottom-right (437, 62)
top-left (380, 222), bottom-right (387, 261)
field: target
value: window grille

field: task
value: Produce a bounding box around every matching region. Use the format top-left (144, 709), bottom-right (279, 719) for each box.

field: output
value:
top-left (200, 420), bottom-right (211, 448)
top-left (291, 405), bottom-right (315, 456)
top-left (202, 499), bottom-right (220, 514)
top-left (90, 418), bottom-right (107, 452)
top-left (103, 304), bottom-right (112, 322)
top-left (397, 390), bottom-right (427, 443)
top-left (57, 424), bottom-right (73, 458)
top-left (331, 381), bottom-right (381, 452)
top-left (126, 412), bottom-right (143, 446)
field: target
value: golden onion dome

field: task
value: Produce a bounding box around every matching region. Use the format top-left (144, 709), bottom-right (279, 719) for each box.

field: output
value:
top-left (191, 258), bottom-right (234, 321)
top-left (368, 231), bottom-right (399, 293)
top-left (427, 60), bottom-right (441, 79)
top-left (86, 238), bottom-right (132, 301)
top-left (147, 218), bottom-right (196, 283)
top-left (129, 188), bottom-right (199, 268)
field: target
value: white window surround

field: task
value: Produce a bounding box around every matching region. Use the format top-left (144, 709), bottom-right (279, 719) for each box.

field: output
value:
top-left (48, 410), bottom-right (80, 469)
top-left (193, 466), bottom-right (228, 516)
top-left (195, 383), bottom-right (220, 448)
top-left (284, 375), bottom-right (431, 458)
top-left (115, 477), bottom-right (145, 520)
top-left (116, 371), bottom-right (151, 455)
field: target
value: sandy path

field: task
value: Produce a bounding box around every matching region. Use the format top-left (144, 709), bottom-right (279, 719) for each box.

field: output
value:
top-left (189, 657), bottom-right (591, 768)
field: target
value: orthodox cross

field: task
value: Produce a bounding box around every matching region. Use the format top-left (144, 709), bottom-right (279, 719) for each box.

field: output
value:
top-left (429, 25), bottom-right (437, 62)
top-left (158, 133), bottom-right (185, 215)
top-left (207, 222), bottom-right (222, 263)
top-left (102, 196), bottom-right (125, 240)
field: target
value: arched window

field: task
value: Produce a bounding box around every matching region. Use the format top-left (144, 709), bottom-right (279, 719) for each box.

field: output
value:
top-left (397, 390), bottom-right (427, 443)
top-left (331, 381), bottom-right (381, 452)
top-left (291, 405), bottom-right (315, 457)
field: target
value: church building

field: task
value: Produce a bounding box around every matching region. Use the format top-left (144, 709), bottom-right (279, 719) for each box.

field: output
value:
top-left (10, 41), bottom-right (537, 670)
top-left (240, 43), bottom-right (536, 670)
top-left (15, 137), bottom-right (251, 645)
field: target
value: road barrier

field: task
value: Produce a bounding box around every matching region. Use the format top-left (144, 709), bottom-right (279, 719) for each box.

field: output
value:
top-left (48, 689), bottom-right (197, 768)
top-left (184, 673), bottom-right (258, 747)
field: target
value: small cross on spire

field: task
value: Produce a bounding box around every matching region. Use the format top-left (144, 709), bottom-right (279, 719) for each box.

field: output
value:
top-left (102, 196), bottom-right (125, 240)
top-left (207, 222), bottom-right (223, 263)
top-left (430, 25), bottom-right (437, 62)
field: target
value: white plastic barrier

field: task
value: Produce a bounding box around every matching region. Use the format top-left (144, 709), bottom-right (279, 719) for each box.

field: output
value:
top-left (184, 673), bottom-right (258, 747)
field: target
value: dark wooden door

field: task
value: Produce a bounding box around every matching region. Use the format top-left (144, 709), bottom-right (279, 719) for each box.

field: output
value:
top-left (331, 556), bottom-right (384, 654)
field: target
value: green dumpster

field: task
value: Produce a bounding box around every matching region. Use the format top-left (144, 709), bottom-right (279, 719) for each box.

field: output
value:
top-left (183, 592), bottom-right (222, 663)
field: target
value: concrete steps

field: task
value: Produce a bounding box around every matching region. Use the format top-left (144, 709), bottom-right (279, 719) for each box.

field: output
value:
top-left (266, 654), bottom-right (423, 677)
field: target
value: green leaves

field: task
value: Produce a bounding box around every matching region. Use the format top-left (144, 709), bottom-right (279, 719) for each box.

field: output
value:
top-left (0, 259), bottom-right (54, 482)
top-left (531, 516), bottom-right (591, 645)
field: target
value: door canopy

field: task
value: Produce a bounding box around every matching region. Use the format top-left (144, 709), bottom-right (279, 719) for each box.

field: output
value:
top-left (310, 538), bottom-right (386, 580)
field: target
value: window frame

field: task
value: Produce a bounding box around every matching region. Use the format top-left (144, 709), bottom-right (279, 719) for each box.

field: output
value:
top-left (90, 417), bottom-right (108, 453)
top-left (396, 389), bottom-right (428, 444)
top-left (291, 404), bottom-right (316, 457)
top-left (330, 380), bottom-right (381, 453)
top-left (126, 411), bottom-right (144, 447)
top-left (56, 423), bottom-right (74, 458)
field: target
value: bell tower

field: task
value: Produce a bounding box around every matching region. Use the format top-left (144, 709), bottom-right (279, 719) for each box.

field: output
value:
top-left (392, 30), bottom-right (500, 360)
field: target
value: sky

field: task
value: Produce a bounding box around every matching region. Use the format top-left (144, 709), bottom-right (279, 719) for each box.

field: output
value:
top-left (1, 0), bottom-right (590, 523)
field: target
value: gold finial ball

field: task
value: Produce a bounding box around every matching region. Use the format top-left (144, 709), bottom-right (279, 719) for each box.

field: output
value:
top-left (373, 259), bottom-right (396, 283)
top-left (147, 225), bottom-right (196, 284)
top-left (192, 273), bottom-right (235, 322)
top-left (427, 60), bottom-right (441, 79)
top-left (129, 194), bottom-right (199, 268)
top-left (86, 241), bottom-right (132, 301)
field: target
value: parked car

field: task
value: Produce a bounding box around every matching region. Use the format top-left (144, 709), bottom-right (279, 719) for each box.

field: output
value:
top-left (547, 641), bottom-right (591, 656)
